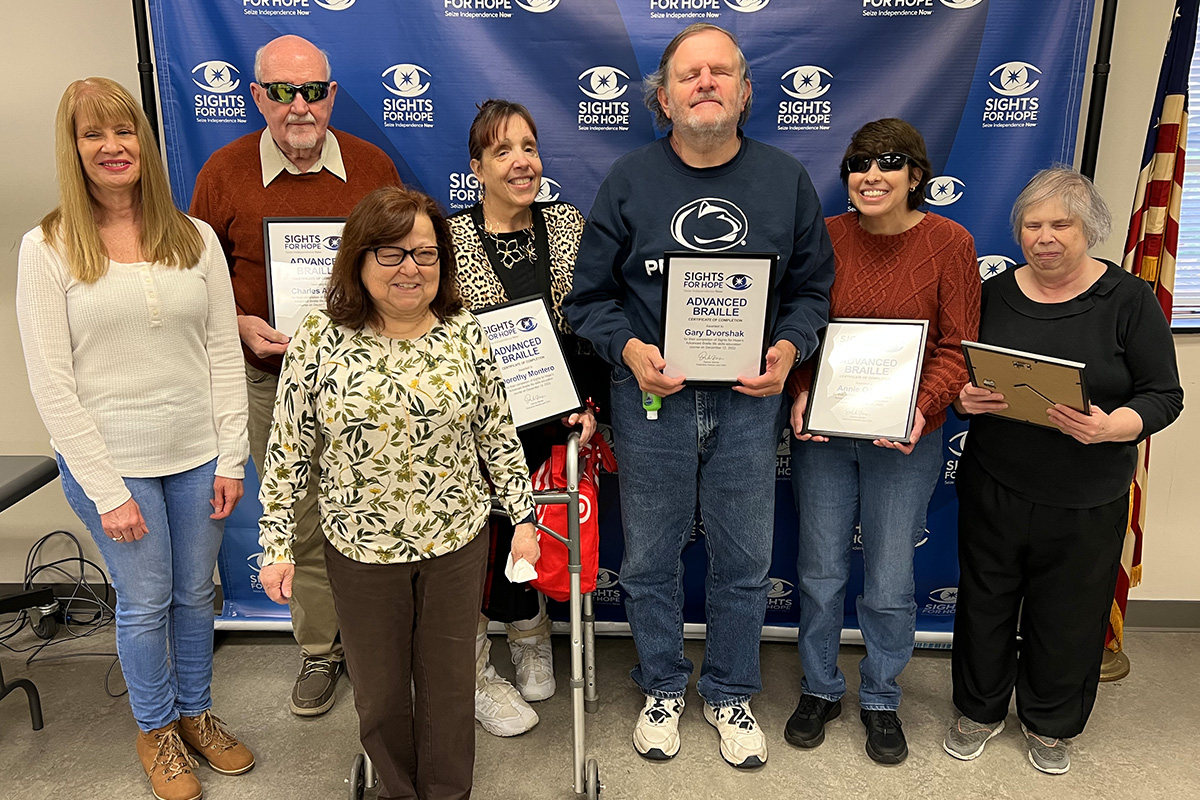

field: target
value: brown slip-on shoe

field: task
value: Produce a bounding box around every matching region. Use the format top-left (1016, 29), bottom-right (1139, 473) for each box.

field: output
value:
top-left (178, 710), bottom-right (255, 775)
top-left (135, 722), bottom-right (203, 800)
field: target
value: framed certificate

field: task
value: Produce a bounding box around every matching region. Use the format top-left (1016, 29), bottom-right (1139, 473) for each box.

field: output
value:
top-left (962, 341), bottom-right (1090, 428)
top-left (659, 251), bottom-right (777, 387)
top-left (804, 318), bottom-right (928, 442)
top-left (263, 217), bottom-right (346, 339)
top-left (474, 296), bottom-right (583, 430)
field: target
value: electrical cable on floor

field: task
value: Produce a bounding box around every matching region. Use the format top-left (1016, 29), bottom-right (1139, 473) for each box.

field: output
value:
top-left (0, 530), bottom-right (126, 698)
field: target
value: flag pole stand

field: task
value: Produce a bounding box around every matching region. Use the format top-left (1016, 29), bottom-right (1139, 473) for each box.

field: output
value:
top-left (1100, 649), bottom-right (1131, 682)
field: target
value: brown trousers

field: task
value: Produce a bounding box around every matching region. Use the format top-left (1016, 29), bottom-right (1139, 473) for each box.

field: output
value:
top-left (325, 533), bottom-right (487, 800)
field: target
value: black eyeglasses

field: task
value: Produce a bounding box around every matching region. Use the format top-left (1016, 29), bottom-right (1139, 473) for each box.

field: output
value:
top-left (369, 246), bottom-right (440, 267)
top-left (844, 152), bottom-right (913, 174)
top-left (258, 81), bottom-right (331, 104)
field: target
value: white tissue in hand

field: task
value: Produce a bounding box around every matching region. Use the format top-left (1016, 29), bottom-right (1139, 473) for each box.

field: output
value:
top-left (505, 553), bottom-right (538, 583)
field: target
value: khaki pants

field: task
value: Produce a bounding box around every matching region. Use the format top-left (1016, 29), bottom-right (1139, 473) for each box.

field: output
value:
top-left (245, 362), bottom-right (342, 661)
top-left (326, 534), bottom-right (487, 800)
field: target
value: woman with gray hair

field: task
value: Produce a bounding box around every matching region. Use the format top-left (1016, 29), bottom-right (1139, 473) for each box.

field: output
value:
top-left (943, 166), bottom-right (1182, 774)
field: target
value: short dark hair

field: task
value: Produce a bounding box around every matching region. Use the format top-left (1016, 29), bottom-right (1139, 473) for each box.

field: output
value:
top-left (468, 98), bottom-right (539, 164)
top-left (326, 186), bottom-right (463, 330)
top-left (840, 118), bottom-right (932, 211)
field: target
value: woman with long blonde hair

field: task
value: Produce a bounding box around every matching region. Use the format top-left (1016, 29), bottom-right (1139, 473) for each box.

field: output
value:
top-left (16, 78), bottom-right (253, 800)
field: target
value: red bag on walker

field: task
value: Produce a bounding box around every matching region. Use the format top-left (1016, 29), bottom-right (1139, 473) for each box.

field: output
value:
top-left (528, 437), bottom-right (616, 603)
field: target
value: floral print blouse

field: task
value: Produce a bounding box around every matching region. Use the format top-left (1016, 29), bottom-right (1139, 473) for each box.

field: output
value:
top-left (258, 309), bottom-right (534, 565)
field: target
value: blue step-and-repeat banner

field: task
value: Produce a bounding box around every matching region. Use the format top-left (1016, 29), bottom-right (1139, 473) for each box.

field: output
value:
top-left (149, 0), bottom-right (1094, 640)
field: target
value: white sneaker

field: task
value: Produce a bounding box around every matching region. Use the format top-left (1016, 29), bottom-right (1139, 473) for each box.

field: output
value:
top-left (510, 636), bottom-right (556, 702)
top-left (704, 701), bottom-right (767, 768)
top-left (475, 662), bottom-right (539, 737)
top-left (633, 695), bottom-right (684, 760)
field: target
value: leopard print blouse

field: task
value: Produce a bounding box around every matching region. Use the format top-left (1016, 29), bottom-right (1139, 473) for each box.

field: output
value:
top-left (448, 201), bottom-right (585, 334)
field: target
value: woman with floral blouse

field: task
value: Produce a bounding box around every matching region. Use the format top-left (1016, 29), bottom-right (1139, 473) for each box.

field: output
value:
top-left (257, 186), bottom-right (537, 800)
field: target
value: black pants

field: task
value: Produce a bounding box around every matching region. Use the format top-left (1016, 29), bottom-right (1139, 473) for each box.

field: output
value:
top-left (325, 533), bottom-right (487, 800)
top-left (951, 454), bottom-right (1127, 739)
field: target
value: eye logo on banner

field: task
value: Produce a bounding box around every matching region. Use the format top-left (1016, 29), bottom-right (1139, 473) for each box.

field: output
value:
top-left (940, 0), bottom-right (983, 7)
top-left (314, 0), bottom-right (355, 9)
top-left (915, 528), bottom-right (930, 548)
top-left (670, 198), bottom-right (748, 252)
top-left (947, 430), bottom-right (968, 457)
top-left (990, 61), bottom-right (1041, 96)
top-left (383, 64), bottom-right (431, 97)
top-left (382, 64), bottom-right (435, 128)
top-left (578, 66), bottom-right (631, 131)
top-left (191, 60), bottom-right (247, 123)
top-left (923, 586), bottom-right (958, 615)
top-left (778, 66), bottom-right (832, 131)
top-left (579, 67), bottom-right (630, 101)
top-left (516, 0), bottom-right (560, 11)
top-left (978, 255), bottom-right (1015, 280)
top-left (593, 566), bottom-right (622, 605)
top-left (192, 61), bottom-right (239, 93)
top-left (984, 61), bottom-right (1041, 129)
top-left (726, 0), bottom-right (770, 11)
top-left (925, 175), bottom-right (965, 206)
top-left (766, 576), bottom-right (793, 611)
top-left (537, 177), bottom-right (561, 202)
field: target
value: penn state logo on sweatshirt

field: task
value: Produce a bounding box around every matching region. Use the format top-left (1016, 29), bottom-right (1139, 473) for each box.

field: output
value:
top-left (669, 198), bottom-right (749, 252)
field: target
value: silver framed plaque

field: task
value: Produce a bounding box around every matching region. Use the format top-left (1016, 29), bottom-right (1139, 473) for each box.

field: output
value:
top-left (804, 318), bottom-right (929, 442)
top-left (263, 217), bottom-right (345, 338)
top-left (659, 251), bottom-right (778, 387)
top-left (474, 295), bottom-right (583, 430)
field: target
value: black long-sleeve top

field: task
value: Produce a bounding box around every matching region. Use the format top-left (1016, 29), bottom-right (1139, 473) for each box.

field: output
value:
top-left (964, 261), bottom-right (1183, 508)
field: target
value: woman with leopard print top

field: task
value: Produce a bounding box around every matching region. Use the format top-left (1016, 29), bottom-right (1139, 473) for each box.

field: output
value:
top-left (449, 99), bottom-right (610, 738)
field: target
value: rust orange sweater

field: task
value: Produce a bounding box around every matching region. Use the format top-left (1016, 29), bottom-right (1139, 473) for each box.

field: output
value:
top-left (788, 212), bottom-right (980, 434)
top-left (190, 128), bottom-right (401, 374)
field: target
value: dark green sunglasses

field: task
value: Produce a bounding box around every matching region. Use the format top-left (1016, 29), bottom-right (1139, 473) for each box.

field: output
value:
top-left (259, 81), bottom-right (331, 104)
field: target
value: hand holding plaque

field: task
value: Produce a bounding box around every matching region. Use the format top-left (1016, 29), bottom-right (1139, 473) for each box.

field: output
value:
top-left (803, 318), bottom-right (928, 442)
top-left (474, 296), bottom-right (582, 430)
top-left (659, 251), bottom-right (778, 387)
top-left (263, 217), bottom-right (346, 339)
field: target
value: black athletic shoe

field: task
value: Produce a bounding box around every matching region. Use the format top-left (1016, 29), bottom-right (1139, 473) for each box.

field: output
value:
top-left (784, 694), bottom-right (842, 748)
top-left (861, 709), bottom-right (908, 765)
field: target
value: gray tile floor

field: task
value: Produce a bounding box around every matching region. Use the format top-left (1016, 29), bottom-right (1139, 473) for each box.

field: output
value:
top-left (1, 628), bottom-right (1196, 800)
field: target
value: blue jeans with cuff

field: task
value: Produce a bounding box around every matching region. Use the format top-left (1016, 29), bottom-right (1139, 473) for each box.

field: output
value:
top-left (610, 366), bottom-right (783, 707)
top-left (58, 455), bottom-right (224, 732)
top-left (789, 428), bottom-right (942, 710)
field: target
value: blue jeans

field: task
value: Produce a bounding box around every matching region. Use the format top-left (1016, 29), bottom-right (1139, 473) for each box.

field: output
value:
top-left (789, 428), bottom-right (942, 710)
top-left (610, 367), bottom-right (783, 707)
top-left (58, 455), bottom-right (224, 731)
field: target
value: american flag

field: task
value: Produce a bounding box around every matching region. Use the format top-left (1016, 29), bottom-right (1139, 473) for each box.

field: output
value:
top-left (1114, 0), bottom-right (1198, 652)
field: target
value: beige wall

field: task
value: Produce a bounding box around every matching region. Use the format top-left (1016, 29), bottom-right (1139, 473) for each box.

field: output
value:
top-left (1, 2), bottom-right (1196, 598)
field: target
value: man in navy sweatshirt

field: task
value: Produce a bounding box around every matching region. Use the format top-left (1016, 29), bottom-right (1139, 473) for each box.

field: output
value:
top-left (564, 23), bottom-right (834, 770)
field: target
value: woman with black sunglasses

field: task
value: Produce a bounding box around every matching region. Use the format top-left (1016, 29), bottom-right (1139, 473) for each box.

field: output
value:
top-left (783, 118), bottom-right (980, 764)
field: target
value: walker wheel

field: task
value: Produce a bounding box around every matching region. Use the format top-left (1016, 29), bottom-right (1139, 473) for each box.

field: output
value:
top-left (349, 752), bottom-right (366, 800)
top-left (586, 757), bottom-right (601, 799)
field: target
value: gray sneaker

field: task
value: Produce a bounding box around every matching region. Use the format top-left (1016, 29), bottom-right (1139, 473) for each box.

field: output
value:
top-left (290, 656), bottom-right (343, 716)
top-left (1022, 724), bottom-right (1070, 774)
top-left (943, 715), bottom-right (1005, 760)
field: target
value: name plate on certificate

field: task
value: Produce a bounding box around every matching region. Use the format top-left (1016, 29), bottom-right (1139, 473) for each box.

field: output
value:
top-left (804, 318), bottom-right (928, 442)
top-left (660, 251), bottom-right (777, 386)
top-left (474, 296), bottom-right (582, 430)
top-left (263, 217), bottom-right (345, 339)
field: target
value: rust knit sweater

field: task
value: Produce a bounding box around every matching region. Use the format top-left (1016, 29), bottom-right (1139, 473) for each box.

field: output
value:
top-left (190, 128), bottom-right (401, 374)
top-left (789, 211), bottom-right (980, 434)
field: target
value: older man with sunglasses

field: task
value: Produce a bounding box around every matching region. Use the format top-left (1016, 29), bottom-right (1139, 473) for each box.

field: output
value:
top-left (190, 34), bottom-right (401, 718)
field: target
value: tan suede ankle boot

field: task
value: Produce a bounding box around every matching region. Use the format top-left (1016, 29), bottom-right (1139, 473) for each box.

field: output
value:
top-left (135, 721), bottom-right (202, 800)
top-left (178, 710), bottom-right (255, 775)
